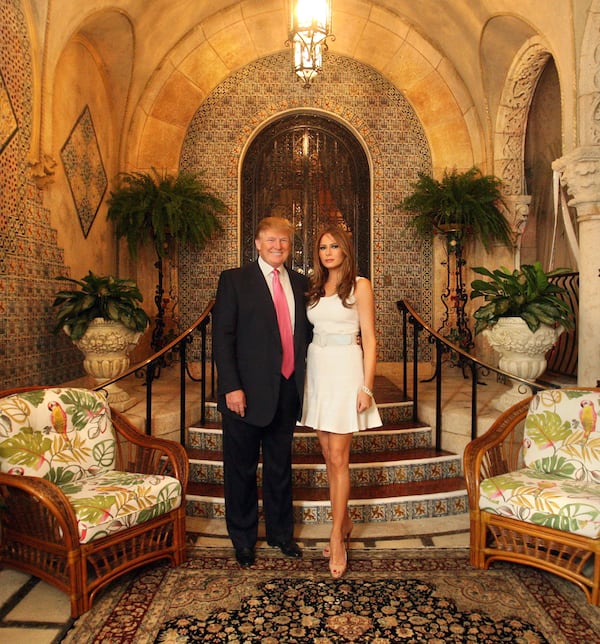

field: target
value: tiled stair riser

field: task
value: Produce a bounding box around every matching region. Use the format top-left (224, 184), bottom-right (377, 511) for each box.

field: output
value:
top-left (185, 494), bottom-right (468, 524)
top-left (197, 402), bottom-right (412, 426)
top-left (188, 457), bottom-right (462, 487)
top-left (188, 425), bottom-right (432, 453)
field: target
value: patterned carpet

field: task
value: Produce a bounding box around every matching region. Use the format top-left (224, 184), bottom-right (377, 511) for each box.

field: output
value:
top-left (61, 547), bottom-right (599, 643)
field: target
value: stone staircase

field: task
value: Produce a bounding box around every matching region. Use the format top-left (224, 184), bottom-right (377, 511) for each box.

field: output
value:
top-left (184, 375), bottom-right (468, 524)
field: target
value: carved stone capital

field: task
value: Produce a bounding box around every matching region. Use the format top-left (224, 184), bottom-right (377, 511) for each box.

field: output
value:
top-left (27, 153), bottom-right (56, 188)
top-left (503, 194), bottom-right (532, 238)
top-left (552, 147), bottom-right (600, 219)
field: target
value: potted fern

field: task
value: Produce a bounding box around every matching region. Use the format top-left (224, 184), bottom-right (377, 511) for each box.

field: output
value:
top-left (106, 168), bottom-right (227, 349)
top-left (401, 166), bottom-right (513, 251)
top-left (470, 262), bottom-right (574, 409)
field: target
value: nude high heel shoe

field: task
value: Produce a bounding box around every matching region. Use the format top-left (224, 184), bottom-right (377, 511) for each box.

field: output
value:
top-left (323, 520), bottom-right (353, 558)
top-left (328, 541), bottom-right (348, 579)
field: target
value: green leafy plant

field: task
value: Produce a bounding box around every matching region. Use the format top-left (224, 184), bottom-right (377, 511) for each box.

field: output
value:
top-left (106, 168), bottom-right (226, 258)
top-left (52, 271), bottom-right (150, 340)
top-left (401, 166), bottom-right (513, 251)
top-left (470, 262), bottom-right (574, 334)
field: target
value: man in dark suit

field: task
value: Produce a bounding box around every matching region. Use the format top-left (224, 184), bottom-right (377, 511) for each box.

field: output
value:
top-left (212, 216), bottom-right (311, 567)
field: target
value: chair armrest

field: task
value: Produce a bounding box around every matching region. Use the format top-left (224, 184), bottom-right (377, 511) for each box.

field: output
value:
top-left (109, 408), bottom-right (189, 487)
top-left (0, 472), bottom-right (80, 546)
top-left (463, 396), bottom-right (531, 509)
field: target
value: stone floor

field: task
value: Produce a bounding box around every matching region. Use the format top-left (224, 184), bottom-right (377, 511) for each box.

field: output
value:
top-left (0, 361), bottom-right (512, 643)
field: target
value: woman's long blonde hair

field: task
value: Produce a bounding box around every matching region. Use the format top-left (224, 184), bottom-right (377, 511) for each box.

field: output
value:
top-left (307, 226), bottom-right (357, 308)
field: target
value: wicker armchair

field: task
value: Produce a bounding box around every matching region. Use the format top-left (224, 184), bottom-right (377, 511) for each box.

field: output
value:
top-left (464, 387), bottom-right (600, 605)
top-left (0, 387), bottom-right (189, 617)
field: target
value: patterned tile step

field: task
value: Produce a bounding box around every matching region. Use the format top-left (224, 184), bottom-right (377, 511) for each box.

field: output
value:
top-left (187, 450), bottom-right (462, 487)
top-left (185, 486), bottom-right (468, 523)
top-left (188, 423), bottom-right (433, 453)
top-left (196, 401), bottom-right (413, 426)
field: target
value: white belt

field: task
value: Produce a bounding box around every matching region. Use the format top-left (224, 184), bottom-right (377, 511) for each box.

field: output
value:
top-left (312, 332), bottom-right (358, 347)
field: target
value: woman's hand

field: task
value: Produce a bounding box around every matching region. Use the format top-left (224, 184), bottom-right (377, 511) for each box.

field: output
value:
top-left (357, 389), bottom-right (373, 413)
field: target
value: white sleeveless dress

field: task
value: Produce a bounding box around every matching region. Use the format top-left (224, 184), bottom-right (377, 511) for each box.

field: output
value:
top-left (300, 279), bottom-right (382, 434)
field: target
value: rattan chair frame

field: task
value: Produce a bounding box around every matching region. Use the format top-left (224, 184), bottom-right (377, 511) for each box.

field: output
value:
top-left (464, 390), bottom-right (600, 606)
top-left (0, 387), bottom-right (189, 617)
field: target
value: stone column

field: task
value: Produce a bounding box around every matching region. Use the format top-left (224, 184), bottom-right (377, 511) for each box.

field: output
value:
top-left (552, 147), bottom-right (600, 386)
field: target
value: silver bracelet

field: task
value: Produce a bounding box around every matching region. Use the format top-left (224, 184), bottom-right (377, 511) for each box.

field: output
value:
top-left (361, 385), bottom-right (373, 398)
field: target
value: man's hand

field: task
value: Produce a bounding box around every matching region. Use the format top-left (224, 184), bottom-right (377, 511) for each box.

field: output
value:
top-left (226, 389), bottom-right (247, 417)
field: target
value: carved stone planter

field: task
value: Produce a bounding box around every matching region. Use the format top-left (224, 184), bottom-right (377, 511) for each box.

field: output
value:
top-left (68, 318), bottom-right (141, 411)
top-left (484, 317), bottom-right (564, 411)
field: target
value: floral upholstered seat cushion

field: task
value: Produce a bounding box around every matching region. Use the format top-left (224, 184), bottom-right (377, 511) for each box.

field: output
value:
top-left (479, 468), bottom-right (600, 538)
top-left (0, 388), bottom-right (116, 483)
top-left (59, 470), bottom-right (183, 543)
top-left (480, 388), bottom-right (600, 538)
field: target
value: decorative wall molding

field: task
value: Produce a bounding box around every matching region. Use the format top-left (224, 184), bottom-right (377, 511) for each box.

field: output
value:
top-left (494, 37), bottom-right (551, 196)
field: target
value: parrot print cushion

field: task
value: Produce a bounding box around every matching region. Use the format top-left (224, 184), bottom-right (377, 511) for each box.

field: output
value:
top-left (479, 388), bottom-right (600, 538)
top-left (522, 389), bottom-right (600, 482)
top-left (0, 388), bottom-right (116, 484)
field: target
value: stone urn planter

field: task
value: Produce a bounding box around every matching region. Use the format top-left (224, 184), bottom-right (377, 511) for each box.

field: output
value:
top-left (68, 318), bottom-right (142, 411)
top-left (484, 317), bottom-right (564, 410)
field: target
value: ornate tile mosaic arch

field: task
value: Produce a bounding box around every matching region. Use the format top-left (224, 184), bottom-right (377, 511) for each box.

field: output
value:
top-left (179, 52), bottom-right (433, 362)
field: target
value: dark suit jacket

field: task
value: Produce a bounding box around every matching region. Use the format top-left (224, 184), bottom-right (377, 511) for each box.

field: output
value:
top-left (212, 261), bottom-right (311, 427)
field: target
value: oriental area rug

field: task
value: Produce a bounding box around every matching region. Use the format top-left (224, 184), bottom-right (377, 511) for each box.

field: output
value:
top-left (62, 548), bottom-right (600, 643)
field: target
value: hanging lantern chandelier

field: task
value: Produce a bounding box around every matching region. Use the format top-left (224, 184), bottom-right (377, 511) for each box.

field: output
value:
top-left (287, 0), bottom-right (334, 87)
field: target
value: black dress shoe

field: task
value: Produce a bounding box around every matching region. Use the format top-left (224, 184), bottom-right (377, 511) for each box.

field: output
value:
top-left (268, 540), bottom-right (302, 558)
top-left (235, 547), bottom-right (255, 567)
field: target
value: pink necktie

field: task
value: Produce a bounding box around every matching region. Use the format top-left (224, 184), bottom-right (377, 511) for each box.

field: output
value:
top-left (272, 269), bottom-right (295, 378)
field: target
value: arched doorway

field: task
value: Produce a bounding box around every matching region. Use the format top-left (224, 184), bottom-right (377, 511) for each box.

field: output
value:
top-left (241, 113), bottom-right (371, 276)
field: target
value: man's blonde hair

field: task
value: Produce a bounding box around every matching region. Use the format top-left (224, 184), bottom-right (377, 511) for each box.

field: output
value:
top-left (255, 216), bottom-right (294, 239)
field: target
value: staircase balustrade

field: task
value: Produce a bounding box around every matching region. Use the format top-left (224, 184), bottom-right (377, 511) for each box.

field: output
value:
top-left (90, 296), bottom-right (568, 451)
top-left (93, 300), bottom-right (216, 444)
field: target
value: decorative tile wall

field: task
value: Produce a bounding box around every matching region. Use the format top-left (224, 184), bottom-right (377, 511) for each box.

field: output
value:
top-left (179, 52), bottom-right (433, 361)
top-left (60, 105), bottom-right (108, 238)
top-left (0, 0), bottom-right (80, 389)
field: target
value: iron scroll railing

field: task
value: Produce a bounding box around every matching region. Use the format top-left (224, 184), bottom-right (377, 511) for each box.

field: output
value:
top-left (396, 299), bottom-right (560, 451)
top-left (93, 300), bottom-right (216, 445)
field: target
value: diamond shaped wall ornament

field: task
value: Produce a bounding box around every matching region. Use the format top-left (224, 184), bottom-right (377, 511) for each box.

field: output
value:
top-left (0, 69), bottom-right (18, 155)
top-left (60, 106), bottom-right (108, 238)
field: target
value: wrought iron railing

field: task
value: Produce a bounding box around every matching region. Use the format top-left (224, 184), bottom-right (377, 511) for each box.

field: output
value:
top-left (94, 300), bottom-right (215, 445)
top-left (396, 299), bottom-right (560, 451)
top-left (546, 271), bottom-right (579, 378)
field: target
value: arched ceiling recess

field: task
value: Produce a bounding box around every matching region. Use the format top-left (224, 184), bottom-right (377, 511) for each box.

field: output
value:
top-left (44, 8), bottom-right (134, 160)
top-left (128, 2), bottom-right (481, 175)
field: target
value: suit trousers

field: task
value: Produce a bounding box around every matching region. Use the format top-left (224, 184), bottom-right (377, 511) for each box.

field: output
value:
top-left (222, 374), bottom-right (299, 549)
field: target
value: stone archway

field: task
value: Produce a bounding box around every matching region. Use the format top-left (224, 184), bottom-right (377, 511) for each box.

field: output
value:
top-left (493, 37), bottom-right (553, 266)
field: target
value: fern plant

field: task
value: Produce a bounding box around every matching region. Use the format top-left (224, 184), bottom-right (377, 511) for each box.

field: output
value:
top-left (470, 262), bottom-right (574, 334)
top-left (106, 169), bottom-right (226, 258)
top-left (401, 167), bottom-right (513, 251)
